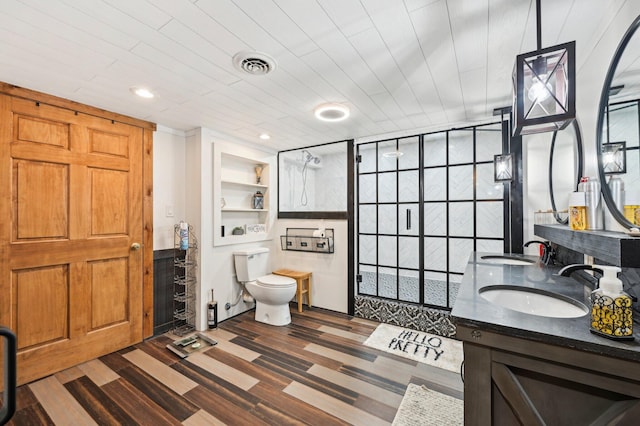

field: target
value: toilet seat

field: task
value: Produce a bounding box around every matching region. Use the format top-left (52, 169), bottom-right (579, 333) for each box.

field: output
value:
top-left (257, 274), bottom-right (296, 288)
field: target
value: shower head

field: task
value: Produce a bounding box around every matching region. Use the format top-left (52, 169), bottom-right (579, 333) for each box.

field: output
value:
top-left (302, 150), bottom-right (320, 164)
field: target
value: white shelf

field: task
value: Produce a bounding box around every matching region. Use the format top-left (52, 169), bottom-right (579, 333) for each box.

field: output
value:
top-left (221, 208), bottom-right (268, 213)
top-left (217, 233), bottom-right (270, 246)
top-left (222, 151), bottom-right (268, 166)
top-left (221, 179), bottom-right (268, 190)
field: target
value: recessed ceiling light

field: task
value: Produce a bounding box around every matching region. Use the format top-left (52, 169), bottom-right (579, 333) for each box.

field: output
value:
top-left (259, 133), bottom-right (271, 140)
top-left (130, 87), bottom-right (155, 99)
top-left (314, 103), bottom-right (350, 122)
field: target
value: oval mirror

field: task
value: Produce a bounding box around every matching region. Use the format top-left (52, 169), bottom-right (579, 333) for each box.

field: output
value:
top-left (597, 15), bottom-right (640, 229)
top-left (549, 120), bottom-right (584, 224)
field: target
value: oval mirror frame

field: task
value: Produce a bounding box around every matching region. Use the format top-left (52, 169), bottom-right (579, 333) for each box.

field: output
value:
top-left (549, 120), bottom-right (584, 224)
top-left (596, 15), bottom-right (640, 230)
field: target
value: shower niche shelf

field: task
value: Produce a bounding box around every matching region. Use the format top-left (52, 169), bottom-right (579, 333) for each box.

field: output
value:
top-left (213, 145), bottom-right (271, 246)
top-left (280, 228), bottom-right (334, 253)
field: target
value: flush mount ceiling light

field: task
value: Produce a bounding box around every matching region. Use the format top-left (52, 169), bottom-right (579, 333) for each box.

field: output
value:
top-left (259, 133), bottom-right (271, 140)
top-left (130, 86), bottom-right (155, 99)
top-left (512, 0), bottom-right (575, 136)
top-left (232, 51), bottom-right (277, 76)
top-left (314, 103), bottom-right (350, 122)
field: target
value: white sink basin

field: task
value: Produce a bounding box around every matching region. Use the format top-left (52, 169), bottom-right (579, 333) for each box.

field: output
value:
top-left (479, 285), bottom-right (588, 318)
top-left (480, 255), bottom-right (535, 266)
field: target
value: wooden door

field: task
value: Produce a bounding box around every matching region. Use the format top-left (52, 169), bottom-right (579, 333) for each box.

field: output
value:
top-left (0, 94), bottom-right (144, 385)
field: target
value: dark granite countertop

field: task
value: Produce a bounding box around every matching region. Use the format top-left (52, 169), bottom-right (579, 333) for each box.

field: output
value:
top-left (451, 252), bottom-right (640, 362)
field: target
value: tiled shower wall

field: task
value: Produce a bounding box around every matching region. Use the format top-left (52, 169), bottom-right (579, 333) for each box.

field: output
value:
top-left (279, 147), bottom-right (347, 212)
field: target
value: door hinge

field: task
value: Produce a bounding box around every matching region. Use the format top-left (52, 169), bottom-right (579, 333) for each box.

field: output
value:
top-left (356, 154), bottom-right (362, 163)
top-left (356, 274), bottom-right (362, 283)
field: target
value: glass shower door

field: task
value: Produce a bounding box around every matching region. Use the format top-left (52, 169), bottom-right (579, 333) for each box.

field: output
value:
top-left (356, 136), bottom-right (420, 303)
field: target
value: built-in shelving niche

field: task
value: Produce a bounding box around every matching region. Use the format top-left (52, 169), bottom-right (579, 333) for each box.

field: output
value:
top-left (213, 145), bottom-right (272, 247)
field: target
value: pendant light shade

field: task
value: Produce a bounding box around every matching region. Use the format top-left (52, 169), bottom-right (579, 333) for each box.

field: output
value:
top-left (512, 0), bottom-right (576, 136)
top-left (512, 42), bottom-right (575, 136)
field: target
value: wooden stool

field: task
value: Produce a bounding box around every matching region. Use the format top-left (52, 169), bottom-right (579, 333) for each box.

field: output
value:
top-left (273, 269), bottom-right (312, 312)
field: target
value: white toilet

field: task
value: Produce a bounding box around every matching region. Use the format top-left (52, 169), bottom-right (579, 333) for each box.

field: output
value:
top-left (233, 248), bottom-right (297, 326)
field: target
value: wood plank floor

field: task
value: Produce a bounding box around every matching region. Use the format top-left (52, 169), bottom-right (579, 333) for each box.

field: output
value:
top-left (7, 307), bottom-right (464, 425)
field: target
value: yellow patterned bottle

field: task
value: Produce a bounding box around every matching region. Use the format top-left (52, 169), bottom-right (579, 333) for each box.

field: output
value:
top-left (569, 192), bottom-right (587, 230)
top-left (590, 265), bottom-right (634, 340)
top-left (624, 204), bottom-right (640, 225)
top-left (624, 190), bottom-right (640, 225)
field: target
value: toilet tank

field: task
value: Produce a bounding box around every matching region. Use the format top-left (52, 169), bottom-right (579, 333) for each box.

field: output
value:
top-left (233, 247), bottom-right (270, 282)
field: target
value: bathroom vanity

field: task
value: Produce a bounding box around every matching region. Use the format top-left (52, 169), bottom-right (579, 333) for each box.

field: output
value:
top-left (451, 253), bottom-right (640, 425)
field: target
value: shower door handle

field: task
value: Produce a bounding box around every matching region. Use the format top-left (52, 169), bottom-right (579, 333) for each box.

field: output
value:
top-left (406, 209), bottom-right (411, 230)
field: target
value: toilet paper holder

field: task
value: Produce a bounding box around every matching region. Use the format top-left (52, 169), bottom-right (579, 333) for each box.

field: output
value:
top-left (280, 227), bottom-right (334, 253)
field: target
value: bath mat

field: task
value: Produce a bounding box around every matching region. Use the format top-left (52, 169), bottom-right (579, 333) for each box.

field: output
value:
top-left (363, 323), bottom-right (463, 373)
top-left (392, 384), bottom-right (463, 425)
top-left (166, 332), bottom-right (217, 358)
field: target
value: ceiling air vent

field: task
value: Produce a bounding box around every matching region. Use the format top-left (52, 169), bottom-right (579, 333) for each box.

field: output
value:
top-left (232, 51), bottom-right (277, 76)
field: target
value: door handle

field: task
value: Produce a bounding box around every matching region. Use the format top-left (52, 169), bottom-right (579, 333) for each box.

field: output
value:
top-left (406, 209), bottom-right (412, 230)
top-left (0, 327), bottom-right (16, 425)
top-left (131, 242), bottom-right (141, 251)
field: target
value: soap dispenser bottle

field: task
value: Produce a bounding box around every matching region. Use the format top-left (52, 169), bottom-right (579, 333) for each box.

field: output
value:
top-left (590, 265), bottom-right (634, 340)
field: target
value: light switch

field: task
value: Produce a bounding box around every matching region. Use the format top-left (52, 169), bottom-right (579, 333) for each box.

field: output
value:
top-left (165, 205), bottom-right (174, 217)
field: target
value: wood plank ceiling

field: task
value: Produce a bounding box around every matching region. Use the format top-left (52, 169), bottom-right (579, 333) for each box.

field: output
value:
top-left (0, 0), bottom-right (627, 150)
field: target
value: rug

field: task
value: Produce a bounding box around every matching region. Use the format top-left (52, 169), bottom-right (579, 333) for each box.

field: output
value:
top-left (166, 332), bottom-right (217, 358)
top-left (363, 323), bottom-right (463, 373)
top-left (392, 384), bottom-right (463, 425)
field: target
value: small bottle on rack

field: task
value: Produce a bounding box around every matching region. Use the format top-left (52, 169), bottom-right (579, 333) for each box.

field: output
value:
top-left (179, 221), bottom-right (189, 250)
top-left (568, 192), bottom-right (587, 230)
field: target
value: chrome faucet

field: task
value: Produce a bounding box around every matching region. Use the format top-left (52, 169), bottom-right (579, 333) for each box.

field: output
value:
top-left (524, 240), bottom-right (555, 265)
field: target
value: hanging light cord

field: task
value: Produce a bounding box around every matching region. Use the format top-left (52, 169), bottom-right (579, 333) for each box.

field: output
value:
top-left (536, 0), bottom-right (542, 50)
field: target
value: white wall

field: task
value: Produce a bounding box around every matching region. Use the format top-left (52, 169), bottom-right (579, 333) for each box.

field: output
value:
top-left (185, 128), bottom-right (279, 330)
top-left (271, 219), bottom-right (349, 314)
top-left (153, 126), bottom-right (186, 250)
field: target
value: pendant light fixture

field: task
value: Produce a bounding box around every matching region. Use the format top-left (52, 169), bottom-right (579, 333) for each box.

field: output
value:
top-left (512, 0), bottom-right (575, 136)
top-left (494, 154), bottom-right (514, 182)
top-left (602, 141), bottom-right (626, 175)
